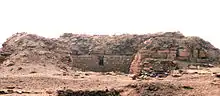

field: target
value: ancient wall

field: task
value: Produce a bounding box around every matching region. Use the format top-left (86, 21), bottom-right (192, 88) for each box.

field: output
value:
top-left (103, 55), bottom-right (133, 73)
top-left (71, 55), bottom-right (99, 71)
top-left (70, 55), bottom-right (133, 73)
top-left (1, 32), bottom-right (220, 75)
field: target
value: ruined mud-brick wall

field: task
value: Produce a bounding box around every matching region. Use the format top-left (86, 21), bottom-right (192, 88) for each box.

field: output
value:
top-left (59, 33), bottom-right (151, 73)
top-left (1, 32), bottom-right (220, 74)
top-left (129, 32), bottom-right (220, 75)
top-left (0, 32), bottom-right (151, 73)
top-left (141, 36), bottom-right (220, 63)
top-left (70, 55), bottom-right (132, 73)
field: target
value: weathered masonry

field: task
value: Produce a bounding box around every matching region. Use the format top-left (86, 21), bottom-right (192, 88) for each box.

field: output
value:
top-left (70, 55), bottom-right (133, 73)
top-left (1, 32), bottom-right (220, 75)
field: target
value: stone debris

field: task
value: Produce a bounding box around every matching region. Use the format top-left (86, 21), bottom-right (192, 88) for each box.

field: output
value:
top-left (57, 89), bottom-right (120, 96)
top-left (172, 74), bottom-right (182, 77)
top-left (140, 59), bottom-right (178, 77)
top-left (46, 90), bottom-right (53, 94)
top-left (5, 86), bottom-right (15, 89)
top-left (171, 70), bottom-right (182, 77)
top-left (216, 73), bottom-right (220, 78)
top-left (202, 64), bottom-right (214, 67)
top-left (0, 90), bottom-right (41, 95)
top-left (137, 82), bottom-right (181, 96)
top-left (129, 74), bottom-right (139, 80)
top-left (182, 86), bottom-right (194, 90)
top-left (0, 90), bottom-right (7, 94)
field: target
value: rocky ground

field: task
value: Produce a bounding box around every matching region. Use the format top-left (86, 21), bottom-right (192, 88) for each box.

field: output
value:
top-left (0, 67), bottom-right (220, 96)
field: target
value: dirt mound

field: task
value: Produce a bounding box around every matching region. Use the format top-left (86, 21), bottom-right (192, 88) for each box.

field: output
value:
top-left (123, 82), bottom-right (191, 96)
top-left (137, 82), bottom-right (181, 96)
top-left (0, 33), bottom-right (75, 75)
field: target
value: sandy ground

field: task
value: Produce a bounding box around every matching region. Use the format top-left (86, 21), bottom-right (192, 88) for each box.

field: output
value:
top-left (0, 68), bottom-right (220, 96)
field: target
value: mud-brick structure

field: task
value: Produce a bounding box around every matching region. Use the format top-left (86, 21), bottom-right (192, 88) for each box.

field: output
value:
top-left (60, 33), bottom-right (144, 73)
top-left (71, 55), bottom-right (132, 73)
top-left (0, 32), bottom-right (220, 74)
top-left (129, 33), bottom-right (220, 75)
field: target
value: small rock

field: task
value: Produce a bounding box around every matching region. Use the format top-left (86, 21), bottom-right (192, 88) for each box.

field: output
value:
top-left (7, 63), bottom-right (15, 67)
top-left (172, 74), bottom-right (182, 77)
top-left (85, 73), bottom-right (89, 76)
top-left (10, 68), bottom-right (13, 71)
top-left (208, 64), bottom-right (214, 67)
top-left (46, 90), bottom-right (53, 94)
top-left (62, 72), bottom-right (68, 76)
top-left (126, 84), bottom-right (138, 88)
top-left (211, 82), bottom-right (220, 85)
top-left (157, 74), bottom-right (168, 78)
top-left (0, 90), bottom-right (7, 94)
top-left (33, 91), bottom-right (41, 94)
top-left (30, 71), bottom-right (37, 74)
top-left (157, 78), bottom-right (164, 80)
top-left (104, 72), bottom-right (112, 75)
top-left (149, 73), bottom-right (157, 77)
top-left (182, 86), bottom-right (194, 90)
top-left (193, 72), bottom-right (198, 74)
top-left (16, 90), bottom-right (23, 94)
top-left (215, 73), bottom-right (220, 78)
top-left (7, 90), bottom-right (14, 94)
top-left (188, 65), bottom-right (198, 69)
top-left (203, 64), bottom-right (214, 67)
top-left (21, 91), bottom-right (31, 94)
top-left (6, 86), bottom-right (15, 89)
top-left (130, 74), bottom-right (138, 80)
top-left (74, 74), bottom-right (80, 76)
top-left (17, 67), bottom-right (23, 70)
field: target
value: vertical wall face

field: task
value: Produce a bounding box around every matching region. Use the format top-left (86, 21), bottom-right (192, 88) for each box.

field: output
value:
top-left (103, 55), bottom-right (133, 73)
top-left (71, 55), bottom-right (100, 71)
top-left (71, 55), bottom-right (133, 73)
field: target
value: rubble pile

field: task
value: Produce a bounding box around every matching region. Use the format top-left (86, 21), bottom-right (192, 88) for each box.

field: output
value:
top-left (4, 33), bottom-right (72, 63)
top-left (57, 89), bottom-right (120, 96)
top-left (139, 82), bottom-right (181, 96)
top-left (0, 33), bottom-right (74, 74)
top-left (129, 32), bottom-right (220, 77)
top-left (59, 33), bottom-right (151, 55)
top-left (140, 58), bottom-right (179, 77)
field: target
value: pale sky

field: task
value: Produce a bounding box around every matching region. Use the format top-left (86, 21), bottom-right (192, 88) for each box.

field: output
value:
top-left (0, 0), bottom-right (220, 48)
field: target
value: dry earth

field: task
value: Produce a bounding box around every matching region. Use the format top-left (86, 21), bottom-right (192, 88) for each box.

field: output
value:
top-left (0, 68), bottom-right (220, 96)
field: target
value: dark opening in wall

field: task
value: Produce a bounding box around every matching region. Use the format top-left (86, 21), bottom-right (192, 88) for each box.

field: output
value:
top-left (176, 48), bottom-right (180, 57)
top-left (198, 49), bottom-right (200, 58)
top-left (201, 57), bottom-right (208, 59)
top-left (98, 56), bottom-right (104, 66)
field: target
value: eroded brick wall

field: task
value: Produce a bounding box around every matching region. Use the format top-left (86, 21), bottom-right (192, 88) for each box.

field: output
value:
top-left (1, 32), bottom-right (220, 75)
top-left (71, 55), bottom-right (133, 73)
